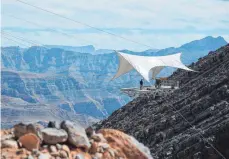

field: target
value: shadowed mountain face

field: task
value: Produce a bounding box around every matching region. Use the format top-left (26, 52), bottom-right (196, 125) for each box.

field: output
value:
top-left (96, 44), bottom-right (229, 158)
top-left (1, 36), bottom-right (227, 128)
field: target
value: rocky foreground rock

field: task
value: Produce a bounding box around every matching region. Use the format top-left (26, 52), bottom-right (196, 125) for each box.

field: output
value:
top-left (96, 44), bottom-right (229, 159)
top-left (0, 120), bottom-right (153, 159)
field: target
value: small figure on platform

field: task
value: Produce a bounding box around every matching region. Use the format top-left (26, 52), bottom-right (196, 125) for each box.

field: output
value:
top-left (155, 79), bottom-right (161, 89)
top-left (140, 79), bottom-right (143, 90)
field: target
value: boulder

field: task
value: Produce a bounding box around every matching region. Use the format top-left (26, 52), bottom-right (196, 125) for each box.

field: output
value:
top-left (49, 145), bottom-right (57, 153)
top-left (1, 147), bottom-right (28, 159)
top-left (71, 151), bottom-right (92, 159)
top-left (1, 140), bottom-right (18, 149)
top-left (38, 153), bottom-right (51, 159)
top-left (50, 151), bottom-right (60, 157)
top-left (108, 149), bottom-right (115, 157)
top-left (27, 155), bottom-right (34, 159)
top-left (14, 123), bottom-right (43, 140)
top-left (62, 144), bottom-right (71, 158)
top-left (18, 133), bottom-right (40, 151)
top-left (89, 142), bottom-right (98, 154)
top-left (62, 144), bottom-right (70, 154)
top-left (47, 121), bottom-right (56, 128)
top-left (32, 149), bottom-right (40, 156)
top-left (98, 142), bottom-right (109, 150)
top-left (94, 152), bottom-right (103, 158)
top-left (47, 121), bottom-right (60, 129)
top-left (16, 148), bottom-right (27, 155)
top-left (85, 126), bottom-right (94, 138)
top-left (59, 150), bottom-right (68, 158)
top-left (41, 128), bottom-right (68, 144)
top-left (61, 120), bottom-right (90, 150)
top-left (91, 133), bottom-right (106, 142)
top-left (40, 147), bottom-right (49, 153)
top-left (27, 123), bottom-right (43, 140)
top-left (14, 123), bottom-right (27, 138)
top-left (56, 143), bottom-right (62, 150)
top-left (1, 134), bottom-right (14, 141)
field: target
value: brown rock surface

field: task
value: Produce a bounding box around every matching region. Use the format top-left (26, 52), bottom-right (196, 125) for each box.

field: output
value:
top-left (98, 129), bottom-right (152, 159)
top-left (18, 133), bottom-right (40, 151)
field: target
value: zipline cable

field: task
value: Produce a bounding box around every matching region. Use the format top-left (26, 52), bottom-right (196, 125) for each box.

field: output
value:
top-left (1, 34), bottom-right (31, 48)
top-left (169, 103), bottom-right (226, 159)
top-left (2, 13), bottom-right (100, 48)
top-left (1, 31), bottom-right (47, 48)
top-left (14, 0), bottom-right (154, 49)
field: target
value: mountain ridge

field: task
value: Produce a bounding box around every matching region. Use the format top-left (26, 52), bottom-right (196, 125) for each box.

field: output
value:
top-left (3, 36), bottom-right (227, 56)
top-left (96, 44), bottom-right (229, 158)
top-left (180, 36), bottom-right (227, 50)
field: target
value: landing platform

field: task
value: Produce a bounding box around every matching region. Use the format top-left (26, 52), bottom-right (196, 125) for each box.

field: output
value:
top-left (121, 85), bottom-right (179, 98)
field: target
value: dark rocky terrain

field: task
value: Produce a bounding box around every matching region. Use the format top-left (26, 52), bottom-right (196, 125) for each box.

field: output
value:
top-left (96, 44), bottom-right (229, 159)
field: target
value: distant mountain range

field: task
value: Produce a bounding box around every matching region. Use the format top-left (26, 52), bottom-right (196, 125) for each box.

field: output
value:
top-left (45, 45), bottom-right (96, 54)
top-left (45, 45), bottom-right (115, 55)
top-left (1, 36), bottom-right (227, 128)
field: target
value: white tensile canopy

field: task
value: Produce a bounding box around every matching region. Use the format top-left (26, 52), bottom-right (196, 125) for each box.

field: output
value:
top-left (112, 52), bottom-right (195, 82)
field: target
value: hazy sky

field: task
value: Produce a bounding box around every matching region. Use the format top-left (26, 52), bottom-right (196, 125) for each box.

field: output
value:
top-left (1, 0), bottom-right (229, 51)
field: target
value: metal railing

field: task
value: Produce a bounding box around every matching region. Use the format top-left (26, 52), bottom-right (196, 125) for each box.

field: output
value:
top-left (160, 80), bottom-right (179, 88)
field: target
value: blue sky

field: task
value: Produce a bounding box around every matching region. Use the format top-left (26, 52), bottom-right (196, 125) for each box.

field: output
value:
top-left (1, 0), bottom-right (229, 51)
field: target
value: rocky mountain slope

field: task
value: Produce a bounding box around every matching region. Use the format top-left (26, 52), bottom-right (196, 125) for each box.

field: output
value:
top-left (1, 36), bottom-right (227, 128)
top-left (96, 44), bottom-right (229, 159)
top-left (0, 120), bottom-right (153, 159)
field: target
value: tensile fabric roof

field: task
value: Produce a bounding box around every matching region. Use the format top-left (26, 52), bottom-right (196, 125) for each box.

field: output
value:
top-left (112, 52), bottom-right (194, 82)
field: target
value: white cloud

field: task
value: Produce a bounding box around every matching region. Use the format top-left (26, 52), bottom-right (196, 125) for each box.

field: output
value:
top-left (1, 0), bottom-right (229, 50)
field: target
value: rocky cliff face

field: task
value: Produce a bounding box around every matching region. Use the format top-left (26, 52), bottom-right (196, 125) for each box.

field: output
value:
top-left (1, 36), bottom-right (227, 129)
top-left (96, 44), bottom-right (229, 159)
top-left (1, 47), bottom-right (132, 128)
